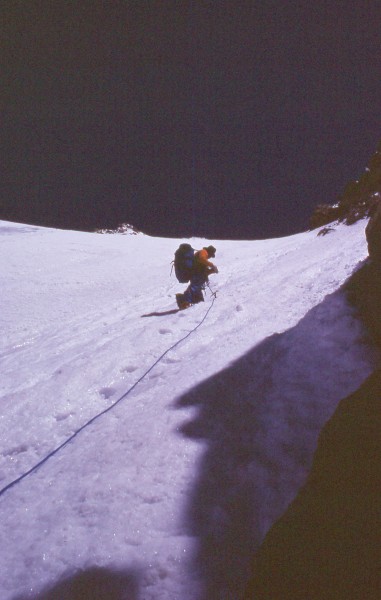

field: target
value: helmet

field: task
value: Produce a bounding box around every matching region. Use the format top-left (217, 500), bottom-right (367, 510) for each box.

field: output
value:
top-left (204, 245), bottom-right (216, 258)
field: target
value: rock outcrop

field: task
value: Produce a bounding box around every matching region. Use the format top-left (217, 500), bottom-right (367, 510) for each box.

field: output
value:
top-left (309, 143), bottom-right (381, 230)
top-left (366, 200), bottom-right (381, 264)
top-left (95, 223), bottom-right (141, 235)
top-left (346, 200), bottom-right (381, 345)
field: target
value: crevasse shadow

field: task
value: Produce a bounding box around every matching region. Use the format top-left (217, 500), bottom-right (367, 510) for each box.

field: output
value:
top-left (13, 566), bottom-right (139, 600)
top-left (175, 284), bottom-right (377, 600)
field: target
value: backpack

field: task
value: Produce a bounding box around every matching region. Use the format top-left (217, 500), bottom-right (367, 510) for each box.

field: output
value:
top-left (173, 243), bottom-right (195, 283)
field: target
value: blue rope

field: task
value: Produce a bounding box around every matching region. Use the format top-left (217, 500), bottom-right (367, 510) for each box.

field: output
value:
top-left (0, 297), bottom-right (216, 500)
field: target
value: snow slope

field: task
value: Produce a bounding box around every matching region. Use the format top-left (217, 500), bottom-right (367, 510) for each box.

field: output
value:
top-left (0, 219), bottom-right (376, 599)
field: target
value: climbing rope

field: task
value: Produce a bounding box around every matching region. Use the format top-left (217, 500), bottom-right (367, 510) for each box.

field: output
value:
top-left (0, 296), bottom-right (216, 500)
top-left (206, 280), bottom-right (217, 299)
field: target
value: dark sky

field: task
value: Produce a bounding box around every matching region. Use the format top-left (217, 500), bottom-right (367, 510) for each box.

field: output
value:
top-left (2, 1), bottom-right (381, 239)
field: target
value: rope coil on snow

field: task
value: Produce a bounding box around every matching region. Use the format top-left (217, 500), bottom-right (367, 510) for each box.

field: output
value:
top-left (0, 297), bottom-right (216, 500)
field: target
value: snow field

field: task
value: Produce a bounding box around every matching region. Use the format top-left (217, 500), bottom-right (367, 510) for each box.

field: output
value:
top-left (0, 218), bottom-right (376, 599)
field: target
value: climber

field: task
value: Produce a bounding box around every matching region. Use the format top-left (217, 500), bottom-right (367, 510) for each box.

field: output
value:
top-left (176, 245), bottom-right (218, 309)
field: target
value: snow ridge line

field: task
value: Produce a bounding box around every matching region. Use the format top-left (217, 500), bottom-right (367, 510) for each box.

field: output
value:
top-left (0, 297), bottom-right (216, 501)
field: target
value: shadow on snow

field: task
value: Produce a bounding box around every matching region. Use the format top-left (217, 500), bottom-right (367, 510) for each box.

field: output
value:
top-left (13, 566), bottom-right (139, 600)
top-left (141, 308), bottom-right (180, 317)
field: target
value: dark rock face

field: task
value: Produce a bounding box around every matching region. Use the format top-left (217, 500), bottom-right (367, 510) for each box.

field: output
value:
top-left (309, 143), bottom-right (381, 230)
top-left (366, 201), bottom-right (381, 264)
top-left (244, 368), bottom-right (381, 600)
top-left (346, 202), bottom-right (381, 346)
top-left (309, 204), bottom-right (340, 229)
top-left (346, 262), bottom-right (381, 347)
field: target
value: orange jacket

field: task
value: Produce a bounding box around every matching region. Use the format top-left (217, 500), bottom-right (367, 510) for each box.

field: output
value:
top-left (194, 248), bottom-right (215, 271)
